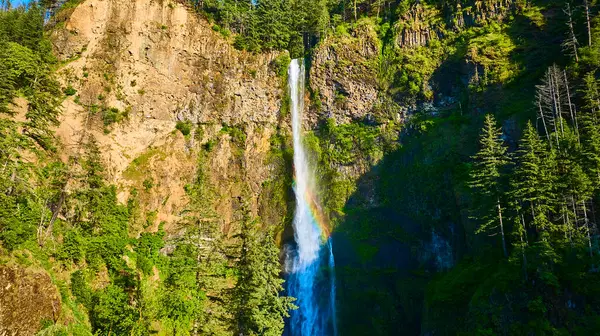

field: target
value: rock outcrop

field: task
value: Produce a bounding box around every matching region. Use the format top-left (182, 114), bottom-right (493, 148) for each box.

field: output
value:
top-left (394, 3), bottom-right (442, 49)
top-left (452, 0), bottom-right (514, 28)
top-left (309, 20), bottom-right (381, 125)
top-left (0, 263), bottom-right (61, 335)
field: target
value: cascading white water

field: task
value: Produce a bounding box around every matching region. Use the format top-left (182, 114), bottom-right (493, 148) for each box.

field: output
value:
top-left (286, 58), bottom-right (337, 336)
top-left (289, 59), bottom-right (321, 266)
top-left (328, 239), bottom-right (338, 336)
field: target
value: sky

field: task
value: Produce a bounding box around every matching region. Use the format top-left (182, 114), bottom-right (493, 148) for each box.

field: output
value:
top-left (10, 0), bottom-right (30, 7)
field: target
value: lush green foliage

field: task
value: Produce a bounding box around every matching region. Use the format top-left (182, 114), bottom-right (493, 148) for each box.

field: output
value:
top-left (176, 119), bottom-right (193, 136)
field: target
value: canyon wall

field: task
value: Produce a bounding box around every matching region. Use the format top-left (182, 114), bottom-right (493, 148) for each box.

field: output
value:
top-left (51, 0), bottom-right (289, 236)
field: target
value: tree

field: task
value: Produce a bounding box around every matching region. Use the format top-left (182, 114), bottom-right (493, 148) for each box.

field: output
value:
top-left (584, 0), bottom-right (592, 47)
top-left (511, 122), bottom-right (557, 236)
top-left (255, 0), bottom-right (292, 50)
top-left (470, 114), bottom-right (510, 257)
top-left (159, 243), bottom-right (204, 334)
top-left (535, 65), bottom-right (573, 148)
top-left (563, 3), bottom-right (579, 62)
top-left (90, 285), bottom-right (138, 335)
top-left (182, 152), bottom-right (233, 335)
top-left (232, 205), bottom-right (296, 336)
top-left (581, 73), bottom-right (600, 184)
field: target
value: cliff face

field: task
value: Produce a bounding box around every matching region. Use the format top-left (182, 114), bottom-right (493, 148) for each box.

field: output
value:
top-left (394, 3), bottom-right (442, 49)
top-left (391, 0), bottom-right (514, 49)
top-left (309, 21), bottom-right (381, 126)
top-left (52, 0), bottom-right (289, 235)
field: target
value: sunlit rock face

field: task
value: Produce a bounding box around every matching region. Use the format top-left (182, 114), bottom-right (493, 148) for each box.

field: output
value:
top-left (51, 0), bottom-right (289, 236)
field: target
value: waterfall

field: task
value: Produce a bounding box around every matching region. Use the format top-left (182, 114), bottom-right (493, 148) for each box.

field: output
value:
top-left (286, 58), bottom-right (337, 336)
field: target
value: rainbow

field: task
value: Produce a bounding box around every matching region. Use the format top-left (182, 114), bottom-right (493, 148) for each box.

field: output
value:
top-left (292, 178), bottom-right (330, 242)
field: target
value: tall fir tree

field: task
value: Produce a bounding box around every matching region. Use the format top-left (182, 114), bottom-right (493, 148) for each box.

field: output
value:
top-left (581, 73), bottom-right (600, 185)
top-left (470, 114), bottom-right (510, 257)
top-left (232, 204), bottom-right (296, 336)
top-left (511, 122), bottom-right (557, 239)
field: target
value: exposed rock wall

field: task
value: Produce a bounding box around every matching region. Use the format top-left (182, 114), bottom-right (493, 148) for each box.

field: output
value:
top-left (453, 0), bottom-right (514, 28)
top-left (390, 0), bottom-right (515, 49)
top-left (51, 0), bottom-right (288, 235)
top-left (394, 3), bottom-right (442, 48)
top-left (309, 21), bottom-right (381, 125)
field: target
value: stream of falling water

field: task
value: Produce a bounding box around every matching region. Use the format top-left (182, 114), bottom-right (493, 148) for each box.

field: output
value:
top-left (285, 58), bottom-right (337, 336)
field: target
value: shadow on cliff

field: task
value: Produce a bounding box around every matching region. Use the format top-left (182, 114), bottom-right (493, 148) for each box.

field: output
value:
top-left (329, 5), bottom-right (567, 334)
top-left (309, 2), bottom-right (575, 333)
top-left (329, 108), bottom-right (478, 336)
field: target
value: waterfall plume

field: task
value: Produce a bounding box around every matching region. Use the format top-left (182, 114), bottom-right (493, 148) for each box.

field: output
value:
top-left (285, 58), bottom-right (338, 336)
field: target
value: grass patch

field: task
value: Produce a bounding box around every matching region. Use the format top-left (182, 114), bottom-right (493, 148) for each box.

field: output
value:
top-left (123, 148), bottom-right (166, 181)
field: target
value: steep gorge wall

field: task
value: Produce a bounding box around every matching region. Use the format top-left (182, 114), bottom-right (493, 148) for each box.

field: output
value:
top-left (309, 21), bottom-right (381, 126)
top-left (52, 0), bottom-right (289, 235)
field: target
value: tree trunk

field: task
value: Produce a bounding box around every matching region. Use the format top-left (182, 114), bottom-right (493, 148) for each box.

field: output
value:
top-left (565, 4), bottom-right (579, 62)
top-left (564, 69), bottom-right (580, 142)
top-left (591, 199), bottom-right (597, 229)
top-left (7, 164), bottom-right (17, 195)
top-left (37, 198), bottom-right (49, 246)
top-left (521, 213), bottom-right (529, 245)
top-left (551, 70), bottom-right (564, 137)
top-left (45, 190), bottom-right (67, 240)
top-left (520, 213), bottom-right (528, 280)
top-left (538, 100), bottom-right (551, 145)
top-left (562, 204), bottom-right (569, 241)
top-left (583, 200), bottom-right (593, 258)
top-left (572, 195), bottom-right (579, 230)
top-left (498, 198), bottom-right (508, 258)
top-left (585, 0), bottom-right (592, 47)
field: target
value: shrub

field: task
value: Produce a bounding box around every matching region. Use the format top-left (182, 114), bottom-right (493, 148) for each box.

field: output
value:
top-left (64, 86), bottom-right (77, 96)
top-left (102, 107), bottom-right (127, 127)
top-left (271, 53), bottom-right (291, 79)
top-left (175, 120), bottom-right (193, 136)
top-left (220, 123), bottom-right (246, 145)
top-left (143, 178), bottom-right (154, 190)
top-left (70, 270), bottom-right (92, 308)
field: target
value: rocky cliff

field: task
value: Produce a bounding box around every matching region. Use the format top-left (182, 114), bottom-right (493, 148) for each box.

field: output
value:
top-left (1, 0), bottom-right (576, 334)
top-left (51, 0), bottom-right (289, 236)
top-left (309, 20), bottom-right (381, 125)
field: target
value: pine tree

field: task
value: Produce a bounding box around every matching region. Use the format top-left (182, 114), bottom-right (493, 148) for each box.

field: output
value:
top-left (511, 122), bottom-right (557, 239)
top-left (580, 73), bottom-right (600, 184)
top-left (185, 153), bottom-right (232, 335)
top-left (556, 127), bottom-right (594, 253)
top-left (232, 204), bottom-right (296, 336)
top-left (470, 114), bottom-right (510, 257)
top-left (255, 0), bottom-right (292, 51)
